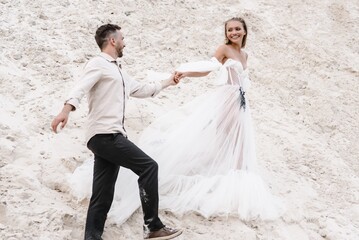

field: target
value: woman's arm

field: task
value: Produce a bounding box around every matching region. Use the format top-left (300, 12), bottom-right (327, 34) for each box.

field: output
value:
top-left (174, 71), bottom-right (210, 82)
top-left (177, 71), bottom-right (210, 78)
top-left (175, 45), bottom-right (227, 80)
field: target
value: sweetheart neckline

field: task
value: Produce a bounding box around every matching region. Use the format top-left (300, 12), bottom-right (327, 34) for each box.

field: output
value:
top-left (223, 58), bottom-right (248, 71)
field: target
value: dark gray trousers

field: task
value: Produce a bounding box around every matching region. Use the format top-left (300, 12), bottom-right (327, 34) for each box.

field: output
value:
top-left (84, 133), bottom-right (164, 240)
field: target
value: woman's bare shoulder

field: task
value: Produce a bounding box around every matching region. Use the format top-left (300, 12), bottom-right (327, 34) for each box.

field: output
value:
top-left (216, 44), bottom-right (231, 52)
top-left (214, 44), bottom-right (230, 62)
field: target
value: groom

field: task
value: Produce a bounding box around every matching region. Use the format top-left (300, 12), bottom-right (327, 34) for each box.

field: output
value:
top-left (51, 23), bottom-right (182, 240)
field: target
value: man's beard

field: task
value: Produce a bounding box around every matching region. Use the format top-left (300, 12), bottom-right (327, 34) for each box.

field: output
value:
top-left (117, 48), bottom-right (123, 58)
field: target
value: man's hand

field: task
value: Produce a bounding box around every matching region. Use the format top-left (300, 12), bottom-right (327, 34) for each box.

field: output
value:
top-left (161, 72), bottom-right (180, 88)
top-left (51, 104), bottom-right (73, 133)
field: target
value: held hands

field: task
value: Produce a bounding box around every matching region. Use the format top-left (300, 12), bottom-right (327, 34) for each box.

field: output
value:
top-left (163, 71), bottom-right (189, 87)
top-left (171, 71), bottom-right (186, 85)
top-left (174, 72), bottom-right (187, 83)
top-left (162, 72), bottom-right (185, 88)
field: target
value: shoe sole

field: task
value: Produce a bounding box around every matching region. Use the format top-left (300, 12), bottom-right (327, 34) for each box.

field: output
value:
top-left (145, 229), bottom-right (183, 240)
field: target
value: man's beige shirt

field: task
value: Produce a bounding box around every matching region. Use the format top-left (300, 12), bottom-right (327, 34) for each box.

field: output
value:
top-left (65, 52), bottom-right (162, 143)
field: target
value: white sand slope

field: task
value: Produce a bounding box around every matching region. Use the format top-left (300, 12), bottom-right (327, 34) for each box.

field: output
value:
top-left (0, 0), bottom-right (358, 239)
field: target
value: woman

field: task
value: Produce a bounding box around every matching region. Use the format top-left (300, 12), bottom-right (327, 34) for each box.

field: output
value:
top-left (139, 17), bottom-right (284, 220)
top-left (69, 17), bottom-right (284, 224)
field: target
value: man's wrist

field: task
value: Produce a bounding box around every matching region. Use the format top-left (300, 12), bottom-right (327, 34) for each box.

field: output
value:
top-left (63, 103), bottom-right (74, 113)
top-left (161, 78), bottom-right (171, 89)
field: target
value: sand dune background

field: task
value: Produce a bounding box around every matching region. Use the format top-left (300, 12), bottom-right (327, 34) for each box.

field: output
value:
top-left (0, 0), bottom-right (358, 239)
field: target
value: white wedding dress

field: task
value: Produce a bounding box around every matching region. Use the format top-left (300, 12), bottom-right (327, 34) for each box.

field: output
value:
top-left (68, 58), bottom-right (284, 224)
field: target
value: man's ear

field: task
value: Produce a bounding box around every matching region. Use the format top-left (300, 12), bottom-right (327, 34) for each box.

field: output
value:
top-left (109, 37), bottom-right (116, 46)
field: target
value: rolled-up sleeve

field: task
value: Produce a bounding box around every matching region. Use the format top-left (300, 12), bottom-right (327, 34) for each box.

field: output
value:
top-left (65, 60), bottom-right (102, 110)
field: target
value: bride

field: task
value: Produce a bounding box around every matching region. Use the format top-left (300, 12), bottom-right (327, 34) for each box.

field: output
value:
top-left (69, 17), bottom-right (284, 224)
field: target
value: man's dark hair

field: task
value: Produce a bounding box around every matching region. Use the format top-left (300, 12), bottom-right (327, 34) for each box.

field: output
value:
top-left (95, 24), bottom-right (121, 49)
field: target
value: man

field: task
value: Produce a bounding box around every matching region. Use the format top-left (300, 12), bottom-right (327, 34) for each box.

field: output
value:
top-left (51, 23), bottom-right (182, 240)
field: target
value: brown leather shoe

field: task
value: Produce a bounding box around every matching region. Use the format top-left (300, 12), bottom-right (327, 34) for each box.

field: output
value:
top-left (144, 226), bottom-right (183, 239)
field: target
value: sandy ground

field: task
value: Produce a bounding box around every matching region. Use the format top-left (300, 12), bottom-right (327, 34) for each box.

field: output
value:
top-left (0, 0), bottom-right (358, 239)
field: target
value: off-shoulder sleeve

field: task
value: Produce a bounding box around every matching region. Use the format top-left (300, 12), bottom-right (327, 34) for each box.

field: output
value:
top-left (176, 57), bottom-right (222, 72)
top-left (176, 57), bottom-right (229, 85)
